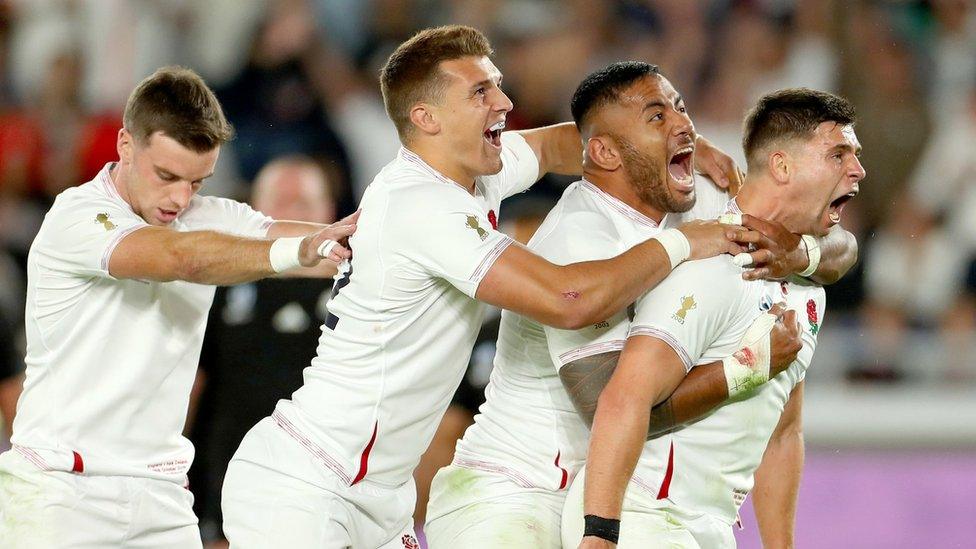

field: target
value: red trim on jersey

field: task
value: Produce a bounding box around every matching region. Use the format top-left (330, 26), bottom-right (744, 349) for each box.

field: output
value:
top-left (555, 451), bottom-right (569, 490)
top-left (71, 451), bottom-right (84, 473)
top-left (656, 441), bottom-right (674, 499)
top-left (352, 422), bottom-right (378, 485)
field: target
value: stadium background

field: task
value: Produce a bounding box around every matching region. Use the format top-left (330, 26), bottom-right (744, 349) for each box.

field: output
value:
top-left (1, 0), bottom-right (974, 547)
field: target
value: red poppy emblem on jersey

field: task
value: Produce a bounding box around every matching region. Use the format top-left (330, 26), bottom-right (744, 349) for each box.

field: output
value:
top-left (806, 299), bottom-right (819, 335)
top-left (487, 209), bottom-right (498, 230)
top-left (401, 534), bottom-right (420, 549)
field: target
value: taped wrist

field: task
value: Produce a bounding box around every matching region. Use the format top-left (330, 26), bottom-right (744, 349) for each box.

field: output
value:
top-left (798, 234), bottom-right (820, 277)
top-left (723, 311), bottom-right (776, 397)
top-left (269, 237), bottom-right (304, 273)
top-left (653, 228), bottom-right (691, 270)
top-left (584, 514), bottom-right (620, 544)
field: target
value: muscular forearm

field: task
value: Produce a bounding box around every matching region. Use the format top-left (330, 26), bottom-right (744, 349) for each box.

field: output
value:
top-left (169, 231), bottom-right (278, 285)
top-left (808, 226), bottom-right (857, 285)
top-left (552, 238), bottom-right (674, 328)
top-left (753, 430), bottom-right (804, 548)
top-left (585, 390), bottom-right (651, 518)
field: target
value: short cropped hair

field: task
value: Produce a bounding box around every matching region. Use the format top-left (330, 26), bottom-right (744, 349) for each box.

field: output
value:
top-left (380, 25), bottom-right (492, 140)
top-left (570, 61), bottom-right (661, 131)
top-left (123, 66), bottom-right (233, 152)
top-left (742, 88), bottom-right (856, 170)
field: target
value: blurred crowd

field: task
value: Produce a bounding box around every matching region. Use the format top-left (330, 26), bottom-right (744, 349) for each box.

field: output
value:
top-left (1, 0), bottom-right (975, 541)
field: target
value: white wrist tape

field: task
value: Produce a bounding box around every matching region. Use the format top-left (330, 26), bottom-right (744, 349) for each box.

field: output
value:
top-left (798, 234), bottom-right (821, 277)
top-left (269, 237), bottom-right (304, 273)
top-left (723, 311), bottom-right (776, 397)
top-left (317, 239), bottom-right (338, 259)
top-left (653, 228), bottom-right (691, 270)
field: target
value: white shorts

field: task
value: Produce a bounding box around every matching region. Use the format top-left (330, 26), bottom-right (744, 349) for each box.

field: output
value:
top-left (561, 467), bottom-right (735, 549)
top-left (424, 464), bottom-right (564, 549)
top-left (221, 417), bottom-right (419, 549)
top-left (0, 449), bottom-right (201, 549)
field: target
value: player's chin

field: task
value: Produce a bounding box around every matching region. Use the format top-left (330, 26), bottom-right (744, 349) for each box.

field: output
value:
top-left (481, 155), bottom-right (504, 175)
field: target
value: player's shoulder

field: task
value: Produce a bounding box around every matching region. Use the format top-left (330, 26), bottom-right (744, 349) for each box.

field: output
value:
top-left (671, 255), bottom-right (747, 287)
top-left (528, 182), bottom-right (625, 262)
top-left (45, 180), bottom-right (133, 226)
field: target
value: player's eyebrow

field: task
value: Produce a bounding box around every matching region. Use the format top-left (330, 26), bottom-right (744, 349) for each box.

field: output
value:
top-left (155, 165), bottom-right (214, 181)
top-left (642, 99), bottom-right (667, 112)
top-left (829, 143), bottom-right (862, 157)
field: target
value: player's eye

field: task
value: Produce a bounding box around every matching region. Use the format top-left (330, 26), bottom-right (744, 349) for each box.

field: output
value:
top-left (650, 112), bottom-right (663, 122)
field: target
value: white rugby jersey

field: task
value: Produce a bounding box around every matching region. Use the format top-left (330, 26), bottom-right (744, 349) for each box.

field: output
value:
top-left (11, 164), bottom-right (273, 482)
top-left (452, 180), bottom-right (673, 490)
top-left (271, 132), bottom-right (539, 488)
top-left (624, 215), bottom-right (825, 524)
top-left (449, 179), bottom-right (730, 491)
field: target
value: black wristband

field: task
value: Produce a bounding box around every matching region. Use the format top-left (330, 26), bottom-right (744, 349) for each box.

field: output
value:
top-left (583, 514), bottom-right (620, 544)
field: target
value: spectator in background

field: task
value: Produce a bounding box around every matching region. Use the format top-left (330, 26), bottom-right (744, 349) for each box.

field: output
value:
top-left (216, 0), bottom-right (353, 213)
top-left (188, 155), bottom-right (338, 548)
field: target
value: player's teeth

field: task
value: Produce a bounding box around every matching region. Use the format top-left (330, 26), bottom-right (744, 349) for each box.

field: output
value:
top-left (829, 212), bottom-right (841, 223)
top-left (489, 121), bottom-right (505, 132)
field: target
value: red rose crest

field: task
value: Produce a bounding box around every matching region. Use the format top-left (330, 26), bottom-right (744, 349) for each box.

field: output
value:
top-left (806, 299), bottom-right (819, 335)
top-left (487, 209), bottom-right (498, 230)
top-left (401, 534), bottom-right (420, 549)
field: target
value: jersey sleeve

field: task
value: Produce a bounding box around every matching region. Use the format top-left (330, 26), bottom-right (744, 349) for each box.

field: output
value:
top-left (396, 192), bottom-right (514, 298)
top-left (628, 256), bottom-right (750, 372)
top-left (35, 195), bottom-right (149, 279)
top-left (533, 208), bottom-right (632, 369)
top-left (483, 132), bottom-right (541, 200)
top-left (184, 195), bottom-right (274, 238)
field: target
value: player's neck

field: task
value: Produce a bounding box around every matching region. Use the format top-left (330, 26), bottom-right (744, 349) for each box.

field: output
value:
top-left (583, 170), bottom-right (666, 224)
top-left (108, 162), bottom-right (134, 208)
top-left (735, 175), bottom-right (796, 231)
top-left (403, 140), bottom-right (477, 194)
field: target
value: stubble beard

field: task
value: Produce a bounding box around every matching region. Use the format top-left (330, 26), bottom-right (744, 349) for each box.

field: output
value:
top-left (616, 136), bottom-right (695, 214)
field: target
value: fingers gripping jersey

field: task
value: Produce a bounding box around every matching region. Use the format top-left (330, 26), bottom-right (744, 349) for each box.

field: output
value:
top-left (275, 133), bottom-right (540, 487)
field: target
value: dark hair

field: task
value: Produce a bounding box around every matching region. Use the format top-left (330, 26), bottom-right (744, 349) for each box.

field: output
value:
top-left (380, 25), bottom-right (493, 141)
top-left (123, 66), bottom-right (233, 152)
top-left (570, 61), bottom-right (661, 130)
top-left (742, 88), bottom-right (856, 170)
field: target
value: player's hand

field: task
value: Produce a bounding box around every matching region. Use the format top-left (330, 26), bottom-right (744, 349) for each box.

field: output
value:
top-left (677, 219), bottom-right (762, 261)
top-left (694, 134), bottom-right (744, 195)
top-left (768, 302), bottom-right (802, 376)
top-left (299, 210), bottom-right (359, 267)
top-left (736, 214), bottom-right (807, 281)
top-left (579, 536), bottom-right (616, 549)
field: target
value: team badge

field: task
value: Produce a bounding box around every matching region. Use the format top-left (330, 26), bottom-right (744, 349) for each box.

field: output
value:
top-left (95, 213), bottom-right (116, 231)
top-left (806, 299), bottom-right (819, 335)
top-left (488, 209), bottom-right (498, 230)
top-left (401, 534), bottom-right (420, 549)
top-left (672, 295), bottom-right (696, 324)
top-left (465, 215), bottom-right (488, 241)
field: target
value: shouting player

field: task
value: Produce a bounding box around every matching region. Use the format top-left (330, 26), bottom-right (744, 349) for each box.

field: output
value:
top-left (567, 87), bottom-right (864, 548)
top-left (425, 63), bottom-right (856, 548)
top-left (220, 26), bottom-right (767, 549)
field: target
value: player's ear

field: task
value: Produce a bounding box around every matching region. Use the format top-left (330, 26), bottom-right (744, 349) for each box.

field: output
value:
top-left (117, 128), bottom-right (133, 165)
top-left (409, 103), bottom-right (440, 136)
top-left (768, 150), bottom-right (790, 184)
top-left (585, 136), bottom-right (621, 171)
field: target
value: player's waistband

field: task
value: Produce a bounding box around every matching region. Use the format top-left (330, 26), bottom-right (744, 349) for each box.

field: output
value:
top-left (8, 444), bottom-right (191, 484)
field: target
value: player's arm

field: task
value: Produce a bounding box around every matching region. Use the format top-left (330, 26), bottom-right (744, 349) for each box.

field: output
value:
top-left (516, 125), bottom-right (745, 188)
top-left (582, 336), bottom-right (688, 524)
top-left (560, 305), bottom-right (802, 435)
top-left (740, 215), bottom-right (857, 285)
top-left (108, 212), bottom-right (358, 285)
top-left (752, 381), bottom-right (805, 549)
top-left (477, 221), bottom-right (766, 330)
top-left (264, 213), bottom-right (362, 278)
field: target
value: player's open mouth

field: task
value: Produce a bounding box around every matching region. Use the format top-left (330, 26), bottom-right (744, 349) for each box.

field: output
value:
top-left (159, 208), bottom-right (178, 222)
top-left (827, 188), bottom-right (858, 224)
top-left (483, 120), bottom-right (504, 148)
top-left (667, 145), bottom-right (695, 190)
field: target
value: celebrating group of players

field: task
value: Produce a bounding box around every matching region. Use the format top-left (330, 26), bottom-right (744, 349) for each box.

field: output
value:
top-left (0, 24), bottom-right (863, 549)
